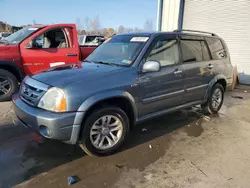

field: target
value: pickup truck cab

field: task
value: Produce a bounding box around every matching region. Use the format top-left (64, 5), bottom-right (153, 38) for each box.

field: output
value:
top-left (13, 30), bottom-right (233, 156)
top-left (0, 24), bottom-right (99, 101)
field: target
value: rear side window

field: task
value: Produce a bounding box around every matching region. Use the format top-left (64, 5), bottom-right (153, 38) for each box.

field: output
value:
top-left (180, 40), bottom-right (203, 63)
top-left (206, 37), bottom-right (225, 60)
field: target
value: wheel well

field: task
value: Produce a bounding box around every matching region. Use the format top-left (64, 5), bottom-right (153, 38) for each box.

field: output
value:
top-left (0, 65), bottom-right (22, 82)
top-left (82, 97), bottom-right (135, 128)
top-left (216, 79), bottom-right (227, 91)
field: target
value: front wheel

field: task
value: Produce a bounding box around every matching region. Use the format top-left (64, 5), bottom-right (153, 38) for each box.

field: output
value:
top-left (201, 83), bottom-right (225, 114)
top-left (0, 69), bottom-right (19, 102)
top-left (79, 107), bottom-right (130, 156)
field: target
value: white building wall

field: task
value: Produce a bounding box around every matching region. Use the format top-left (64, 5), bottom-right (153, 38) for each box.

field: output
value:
top-left (161, 0), bottom-right (181, 31)
top-left (183, 0), bottom-right (250, 84)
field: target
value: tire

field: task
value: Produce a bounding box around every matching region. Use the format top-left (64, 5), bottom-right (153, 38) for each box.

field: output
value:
top-left (201, 83), bottom-right (224, 114)
top-left (0, 69), bottom-right (19, 102)
top-left (79, 106), bottom-right (130, 156)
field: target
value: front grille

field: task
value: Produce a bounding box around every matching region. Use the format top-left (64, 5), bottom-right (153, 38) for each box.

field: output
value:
top-left (20, 77), bottom-right (48, 106)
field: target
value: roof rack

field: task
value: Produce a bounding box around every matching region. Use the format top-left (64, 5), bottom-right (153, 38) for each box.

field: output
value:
top-left (173, 29), bottom-right (218, 37)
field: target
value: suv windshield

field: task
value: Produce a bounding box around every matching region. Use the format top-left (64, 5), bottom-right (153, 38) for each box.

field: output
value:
top-left (86, 35), bottom-right (148, 66)
top-left (5, 27), bottom-right (40, 44)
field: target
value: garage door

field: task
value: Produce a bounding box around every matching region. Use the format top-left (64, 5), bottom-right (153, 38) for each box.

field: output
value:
top-left (183, 0), bottom-right (250, 84)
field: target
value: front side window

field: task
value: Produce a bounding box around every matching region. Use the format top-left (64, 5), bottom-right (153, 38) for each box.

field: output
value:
top-left (206, 37), bottom-right (225, 60)
top-left (181, 40), bottom-right (203, 63)
top-left (34, 28), bottom-right (68, 49)
top-left (86, 35), bottom-right (146, 66)
top-left (147, 39), bottom-right (179, 67)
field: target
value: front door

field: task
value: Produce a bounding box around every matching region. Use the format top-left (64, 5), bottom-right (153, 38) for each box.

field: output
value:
top-left (137, 35), bottom-right (185, 118)
top-left (20, 26), bottom-right (79, 75)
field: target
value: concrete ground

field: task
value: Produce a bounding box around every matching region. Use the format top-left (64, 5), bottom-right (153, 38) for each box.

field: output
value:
top-left (1, 86), bottom-right (250, 188)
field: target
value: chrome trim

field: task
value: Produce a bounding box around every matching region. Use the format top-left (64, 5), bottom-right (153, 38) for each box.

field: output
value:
top-left (24, 76), bottom-right (49, 91)
top-left (186, 84), bottom-right (208, 92)
top-left (142, 89), bottom-right (185, 104)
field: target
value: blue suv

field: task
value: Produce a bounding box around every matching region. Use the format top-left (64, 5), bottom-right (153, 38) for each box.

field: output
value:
top-left (13, 30), bottom-right (233, 156)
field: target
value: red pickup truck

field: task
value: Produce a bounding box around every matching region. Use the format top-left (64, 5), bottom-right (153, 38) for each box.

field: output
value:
top-left (0, 24), bottom-right (99, 101)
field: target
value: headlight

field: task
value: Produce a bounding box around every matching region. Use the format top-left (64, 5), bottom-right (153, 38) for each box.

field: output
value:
top-left (38, 87), bottom-right (67, 112)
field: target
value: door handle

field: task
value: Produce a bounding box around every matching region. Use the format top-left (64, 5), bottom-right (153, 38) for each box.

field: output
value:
top-left (66, 53), bottom-right (77, 57)
top-left (207, 64), bottom-right (213, 69)
top-left (174, 70), bottom-right (183, 75)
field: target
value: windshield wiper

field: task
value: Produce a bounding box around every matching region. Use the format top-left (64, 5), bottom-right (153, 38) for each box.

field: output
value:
top-left (82, 60), bottom-right (92, 63)
top-left (92, 61), bottom-right (117, 66)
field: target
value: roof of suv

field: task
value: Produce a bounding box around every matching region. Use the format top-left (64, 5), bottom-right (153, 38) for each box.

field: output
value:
top-left (117, 30), bottom-right (218, 38)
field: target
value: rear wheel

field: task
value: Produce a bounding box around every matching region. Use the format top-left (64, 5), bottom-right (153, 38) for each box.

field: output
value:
top-left (0, 69), bottom-right (18, 102)
top-left (79, 107), bottom-right (130, 156)
top-left (202, 83), bottom-right (224, 114)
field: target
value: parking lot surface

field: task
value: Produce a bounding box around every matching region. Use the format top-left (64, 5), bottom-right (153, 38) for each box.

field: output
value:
top-left (1, 86), bottom-right (250, 188)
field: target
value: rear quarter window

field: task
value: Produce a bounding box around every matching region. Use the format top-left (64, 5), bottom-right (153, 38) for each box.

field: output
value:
top-left (206, 37), bottom-right (226, 60)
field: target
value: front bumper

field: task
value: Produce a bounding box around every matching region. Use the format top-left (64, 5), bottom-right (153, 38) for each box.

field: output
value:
top-left (12, 95), bottom-right (84, 144)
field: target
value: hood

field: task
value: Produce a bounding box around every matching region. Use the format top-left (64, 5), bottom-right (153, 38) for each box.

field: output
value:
top-left (32, 62), bottom-right (126, 88)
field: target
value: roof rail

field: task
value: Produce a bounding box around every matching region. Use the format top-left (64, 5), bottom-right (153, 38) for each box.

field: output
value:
top-left (174, 29), bottom-right (218, 37)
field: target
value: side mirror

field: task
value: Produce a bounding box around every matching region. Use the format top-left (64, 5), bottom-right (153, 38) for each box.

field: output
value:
top-left (25, 39), bottom-right (39, 49)
top-left (142, 61), bottom-right (161, 73)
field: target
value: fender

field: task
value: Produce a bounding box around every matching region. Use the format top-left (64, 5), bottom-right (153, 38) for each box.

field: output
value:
top-left (77, 90), bottom-right (137, 119)
top-left (204, 74), bottom-right (227, 100)
top-left (0, 60), bottom-right (25, 81)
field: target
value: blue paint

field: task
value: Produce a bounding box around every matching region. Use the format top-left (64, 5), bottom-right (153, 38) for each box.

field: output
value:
top-left (68, 176), bottom-right (77, 185)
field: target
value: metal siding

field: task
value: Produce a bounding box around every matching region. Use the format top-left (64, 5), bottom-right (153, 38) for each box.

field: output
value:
top-left (183, 0), bottom-right (250, 84)
top-left (161, 0), bottom-right (181, 31)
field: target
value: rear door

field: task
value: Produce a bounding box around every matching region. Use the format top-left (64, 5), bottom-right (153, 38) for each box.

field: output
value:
top-left (137, 34), bottom-right (185, 117)
top-left (180, 35), bottom-right (214, 103)
top-left (205, 37), bottom-right (231, 82)
top-left (20, 25), bottom-right (80, 75)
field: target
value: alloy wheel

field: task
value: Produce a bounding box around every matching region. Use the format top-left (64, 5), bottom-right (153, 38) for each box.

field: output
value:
top-left (90, 115), bottom-right (123, 150)
top-left (0, 78), bottom-right (11, 96)
top-left (211, 88), bottom-right (222, 109)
